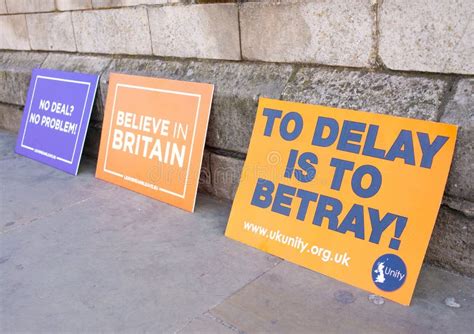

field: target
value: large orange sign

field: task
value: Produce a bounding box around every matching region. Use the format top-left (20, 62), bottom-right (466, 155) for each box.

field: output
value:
top-left (96, 73), bottom-right (213, 212)
top-left (225, 98), bottom-right (457, 305)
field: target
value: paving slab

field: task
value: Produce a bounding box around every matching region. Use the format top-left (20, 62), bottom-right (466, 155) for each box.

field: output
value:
top-left (1, 129), bottom-right (473, 333)
top-left (0, 131), bottom-right (115, 230)
top-left (0, 130), bottom-right (279, 332)
top-left (210, 261), bottom-right (474, 334)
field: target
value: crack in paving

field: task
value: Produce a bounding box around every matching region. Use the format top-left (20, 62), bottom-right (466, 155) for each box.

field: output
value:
top-left (174, 259), bottom-right (282, 334)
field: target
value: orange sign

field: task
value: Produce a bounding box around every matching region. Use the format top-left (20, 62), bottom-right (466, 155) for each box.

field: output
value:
top-left (96, 73), bottom-right (213, 212)
top-left (225, 98), bottom-right (457, 305)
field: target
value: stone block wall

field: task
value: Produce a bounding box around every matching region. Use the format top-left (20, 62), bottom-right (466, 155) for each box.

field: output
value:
top-left (0, 0), bottom-right (472, 276)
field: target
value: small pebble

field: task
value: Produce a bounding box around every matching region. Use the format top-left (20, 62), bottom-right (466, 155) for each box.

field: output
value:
top-left (444, 297), bottom-right (461, 308)
top-left (368, 294), bottom-right (385, 305)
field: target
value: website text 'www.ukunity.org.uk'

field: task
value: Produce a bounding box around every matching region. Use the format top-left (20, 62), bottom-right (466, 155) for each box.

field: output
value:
top-left (243, 221), bottom-right (351, 266)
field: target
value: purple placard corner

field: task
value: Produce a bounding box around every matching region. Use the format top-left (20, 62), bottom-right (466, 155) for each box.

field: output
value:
top-left (15, 68), bottom-right (99, 175)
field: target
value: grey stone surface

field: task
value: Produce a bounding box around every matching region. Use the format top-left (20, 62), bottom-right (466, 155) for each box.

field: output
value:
top-left (0, 103), bottom-right (22, 132)
top-left (92, 0), bottom-right (168, 8)
top-left (282, 67), bottom-right (448, 121)
top-left (5, 0), bottom-right (55, 13)
top-left (72, 7), bottom-right (152, 55)
top-left (0, 138), bottom-right (115, 227)
top-left (183, 61), bottom-right (293, 153)
top-left (0, 129), bottom-right (473, 332)
top-left (56, 0), bottom-right (92, 11)
top-left (379, 0), bottom-right (474, 75)
top-left (210, 153), bottom-right (243, 201)
top-left (427, 205), bottom-right (473, 277)
top-left (98, 57), bottom-right (188, 121)
top-left (240, 1), bottom-right (373, 67)
top-left (0, 52), bottom-right (47, 105)
top-left (41, 53), bottom-right (112, 122)
top-left (441, 79), bottom-right (474, 201)
top-left (26, 12), bottom-right (76, 52)
top-left (0, 130), bottom-right (280, 332)
top-left (148, 4), bottom-right (240, 60)
top-left (211, 261), bottom-right (474, 333)
top-left (0, 14), bottom-right (30, 50)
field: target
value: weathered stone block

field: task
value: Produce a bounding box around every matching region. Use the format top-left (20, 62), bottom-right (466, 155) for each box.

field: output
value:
top-left (282, 67), bottom-right (448, 121)
top-left (41, 53), bottom-right (112, 123)
top-left (83, 121), bottom-right (102, 158)
top-left (56, 0), bottom-right (92, 11)
top-left (210, 153), bottom-right (243, 201)
top-left (240, 1), bottom-right (373, 67)
top-left (41, 53), bottom-right (111, 74)
top-left (98, 57), bottom-right (188, 121)
top-left (6, 0), bottom-right (55, 13)
top-left (379, 0), bottom-right (474, 74)
top-left (198, 150), bottom-right (213, 195)
top-left (443, 195), bottom-right (474, 219)
top-left (148, 4), bottom-right (240, 60)
top-left (72, 7), bottom-right (152, 55)
top-left (426, 205), bottom-right (473, 277)
top-left (0, 103), bottom-right (23, 132)
top-left (183, 61), bottom-right (293, 153)
top-left (0, 15), bottom-right (30, 50)
top-left (0, 52), bottom-right (47, 105)
top-left (26, 12), bottom-right (76, 52)
top-left (92, 0), bottom-right (167, 7)
top-left (441, 79), bottom-right (474, 201)
top-left (101, 57), bottom-right (188, 85)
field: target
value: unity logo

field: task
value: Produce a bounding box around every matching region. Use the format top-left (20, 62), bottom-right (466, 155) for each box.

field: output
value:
top-left (371, 254), bottom-right (407, 292)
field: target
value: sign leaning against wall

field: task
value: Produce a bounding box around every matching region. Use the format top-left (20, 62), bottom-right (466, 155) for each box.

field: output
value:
top-left (15, 68), bottom-right (99, 175)
top-left (96, 73), bottom-right (214, 212)
top-left (225, 97), bottom-right (457, 305)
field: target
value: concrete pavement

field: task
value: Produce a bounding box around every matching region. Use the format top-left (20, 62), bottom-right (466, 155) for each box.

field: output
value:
top-left (0, 130), bottom-right (473, 333)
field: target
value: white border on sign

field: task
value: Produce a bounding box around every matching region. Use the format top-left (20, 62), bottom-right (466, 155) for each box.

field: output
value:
top-left (20, 75), bottom-right (91, 164)
top-left (103, 83), bottom-right (201, 199)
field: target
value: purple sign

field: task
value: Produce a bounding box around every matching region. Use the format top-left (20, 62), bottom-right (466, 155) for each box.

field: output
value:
top-left (15, 68), bottom-right (99, 175)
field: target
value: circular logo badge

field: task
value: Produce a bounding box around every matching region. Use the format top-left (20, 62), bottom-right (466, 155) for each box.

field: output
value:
top-left (372, 254), bottom-right (407, 292)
